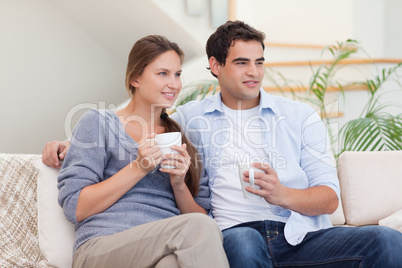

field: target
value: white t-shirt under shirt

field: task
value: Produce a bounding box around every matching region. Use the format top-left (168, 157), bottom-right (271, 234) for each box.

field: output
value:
top-left (211, 104), bottom-right (289, 230)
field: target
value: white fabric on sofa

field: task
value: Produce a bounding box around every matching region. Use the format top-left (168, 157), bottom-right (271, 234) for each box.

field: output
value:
top-left (379, 209), bottom-right (402, 232)
top-left (0, 154), bottom-right (45, 267)
top-left (35, 158), bottom-right (75, 268)
top-left (337, 151), bottom-right (402, 226)
top-left (328, 198), bottom-right (345, 226)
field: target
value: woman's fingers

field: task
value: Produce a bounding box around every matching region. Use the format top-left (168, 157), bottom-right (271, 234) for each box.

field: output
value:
top-left (170, 144), bottom-right (188, 156)
top-left (160, 150), bottom-right (191, 174)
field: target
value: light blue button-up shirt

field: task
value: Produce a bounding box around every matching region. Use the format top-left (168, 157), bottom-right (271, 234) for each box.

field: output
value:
top-left (172, 89), bottom-right (340, 245)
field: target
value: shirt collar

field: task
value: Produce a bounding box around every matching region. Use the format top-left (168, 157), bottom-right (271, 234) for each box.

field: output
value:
top-left (203, 92), bottom-right (224, 115)
top-left (203, 88), bottom-right (278, 115)
top-left (259, 88), bottom-right (278, 115)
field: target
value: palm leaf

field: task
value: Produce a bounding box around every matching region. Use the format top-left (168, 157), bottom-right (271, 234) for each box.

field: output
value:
top-left (339, 114), bottom-right (402, 155)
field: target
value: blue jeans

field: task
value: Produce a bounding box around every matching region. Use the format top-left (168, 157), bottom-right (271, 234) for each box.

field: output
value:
top-left (222, 220), bottom-right (402, 268)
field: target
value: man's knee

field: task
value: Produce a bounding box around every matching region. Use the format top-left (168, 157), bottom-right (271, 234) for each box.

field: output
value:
top-left (362, 225), bottom-right (401, 247)
top-left (222, 227), bottom-right (270, 268)
top-left (356, 225), bottom-right (402, 266)
top-left (374, 227), bottom-right (402, 259)
top-left (223, 227), bottom-right (266, 256)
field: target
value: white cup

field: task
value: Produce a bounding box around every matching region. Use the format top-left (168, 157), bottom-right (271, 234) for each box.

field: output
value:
top-left (154, 132), bottom-right (182, 168)
top-left (238, 162), bottom-right (265, 199)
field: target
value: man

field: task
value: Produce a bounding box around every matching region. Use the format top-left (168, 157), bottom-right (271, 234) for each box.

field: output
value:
top-left (43, 21), bottom-right (402, 267)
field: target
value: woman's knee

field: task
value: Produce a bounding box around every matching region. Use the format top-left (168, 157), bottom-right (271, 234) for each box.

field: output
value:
top-left (155, 254), bottom-right (179, 268)
top-left (181, 213), bottom-right (221, 236)
top-left (183, 213), bottom-right (217, 225)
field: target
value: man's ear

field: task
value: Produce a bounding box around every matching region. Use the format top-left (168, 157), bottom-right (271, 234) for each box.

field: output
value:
top-left (209, 56), bottom-right (221, 77)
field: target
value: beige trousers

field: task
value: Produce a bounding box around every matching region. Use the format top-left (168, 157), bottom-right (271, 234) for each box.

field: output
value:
top-left (73, 213), bottom-right (229, 268)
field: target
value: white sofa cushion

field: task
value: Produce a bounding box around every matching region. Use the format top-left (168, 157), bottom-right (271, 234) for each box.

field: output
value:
top-left (338, 151), bottom-right (402, 226)
top-left (379, 209), bottom-right (402, 232)
top-left (328, 197), bottom-right (345, 226)
top-left (35, 158), bottom-right (75, 268)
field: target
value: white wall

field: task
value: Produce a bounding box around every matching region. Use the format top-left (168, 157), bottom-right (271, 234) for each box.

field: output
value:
top-left (152, 0), bottom-right (213, 49)
top-left (237, 0), bottom-right (353, 45)
top-left (384, 0), bottom-right (402, 58)
top-left (352, 0), bottom-right (385, 57)
top-left (0, 0), bottom-right (127, 154)
top-left (0, 0), bottom-right (218, 154)
top-left (235, 0), bottom-right (401, 58)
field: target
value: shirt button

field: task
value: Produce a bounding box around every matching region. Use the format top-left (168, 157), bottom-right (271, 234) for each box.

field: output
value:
top-left (272, 206), bottom-right (282, 214)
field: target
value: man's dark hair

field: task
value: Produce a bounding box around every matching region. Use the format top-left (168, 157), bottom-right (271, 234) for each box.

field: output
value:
top-left (206, 20), bottom-right (266, 78)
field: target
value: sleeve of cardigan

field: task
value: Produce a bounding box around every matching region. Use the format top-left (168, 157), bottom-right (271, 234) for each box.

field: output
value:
top-left (57, 109), bottom-right (108, 224)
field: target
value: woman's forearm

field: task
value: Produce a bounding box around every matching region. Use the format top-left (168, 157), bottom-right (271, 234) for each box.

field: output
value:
top-left (76, 161), bottom-right (148, 222)
top-left (172, 183), bottom-right (207, 214)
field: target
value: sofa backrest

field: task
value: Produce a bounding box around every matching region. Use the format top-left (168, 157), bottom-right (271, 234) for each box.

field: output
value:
top-left (337, 150), bottom-right (402, 226)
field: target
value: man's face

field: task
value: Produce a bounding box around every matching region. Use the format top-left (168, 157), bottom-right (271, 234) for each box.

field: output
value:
top-left (211, 40), bottom-right (265, 110)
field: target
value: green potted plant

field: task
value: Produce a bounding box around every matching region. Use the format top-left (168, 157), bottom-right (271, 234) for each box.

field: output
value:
top-left (338, 63), bottom-right (402, 155)
top-left (265, 39), bottom-right (402, 160)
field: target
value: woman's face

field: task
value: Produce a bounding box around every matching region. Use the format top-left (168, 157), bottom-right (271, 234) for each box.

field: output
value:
top-left (131, 50), bottom-right (182, 109)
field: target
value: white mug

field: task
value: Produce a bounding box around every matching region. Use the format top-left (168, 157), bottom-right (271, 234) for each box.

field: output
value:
top-left (238, 162), bottom-right (265, 199)
top-left (154, 132), bottom-right (182, 168)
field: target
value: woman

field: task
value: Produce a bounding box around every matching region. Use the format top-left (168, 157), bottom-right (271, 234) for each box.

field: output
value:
top-left (58, 35), bottom-right (229, 268)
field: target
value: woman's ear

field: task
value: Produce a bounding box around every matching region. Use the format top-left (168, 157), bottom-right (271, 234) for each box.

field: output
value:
top-left (131, 79), bottom-right (139, 88)
top-left (208, 56), bottom-right (221, 77)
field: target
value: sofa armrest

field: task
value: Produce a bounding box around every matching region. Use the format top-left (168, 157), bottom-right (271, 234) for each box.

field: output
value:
top-left (35, 158), bottom-right (75, 268)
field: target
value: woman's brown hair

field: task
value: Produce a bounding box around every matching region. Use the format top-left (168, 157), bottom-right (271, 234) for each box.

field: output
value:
top-left (160, 108), bottom-right (201, 197)
top-left (125, 35), bottom-right (201, 196)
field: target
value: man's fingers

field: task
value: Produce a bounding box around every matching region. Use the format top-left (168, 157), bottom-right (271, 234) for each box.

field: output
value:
top-left (252, 162), bottom-right (272, 173)
top-left (58, 143), bottom-right (70, 160)
top-left (42, 141), bottom-right (60, 168)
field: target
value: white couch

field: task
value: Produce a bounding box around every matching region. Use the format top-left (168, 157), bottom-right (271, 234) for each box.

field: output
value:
top-left (328, 151), bottom-right (402, 228)
top-left (1, 151), bottom-right (401, 267)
